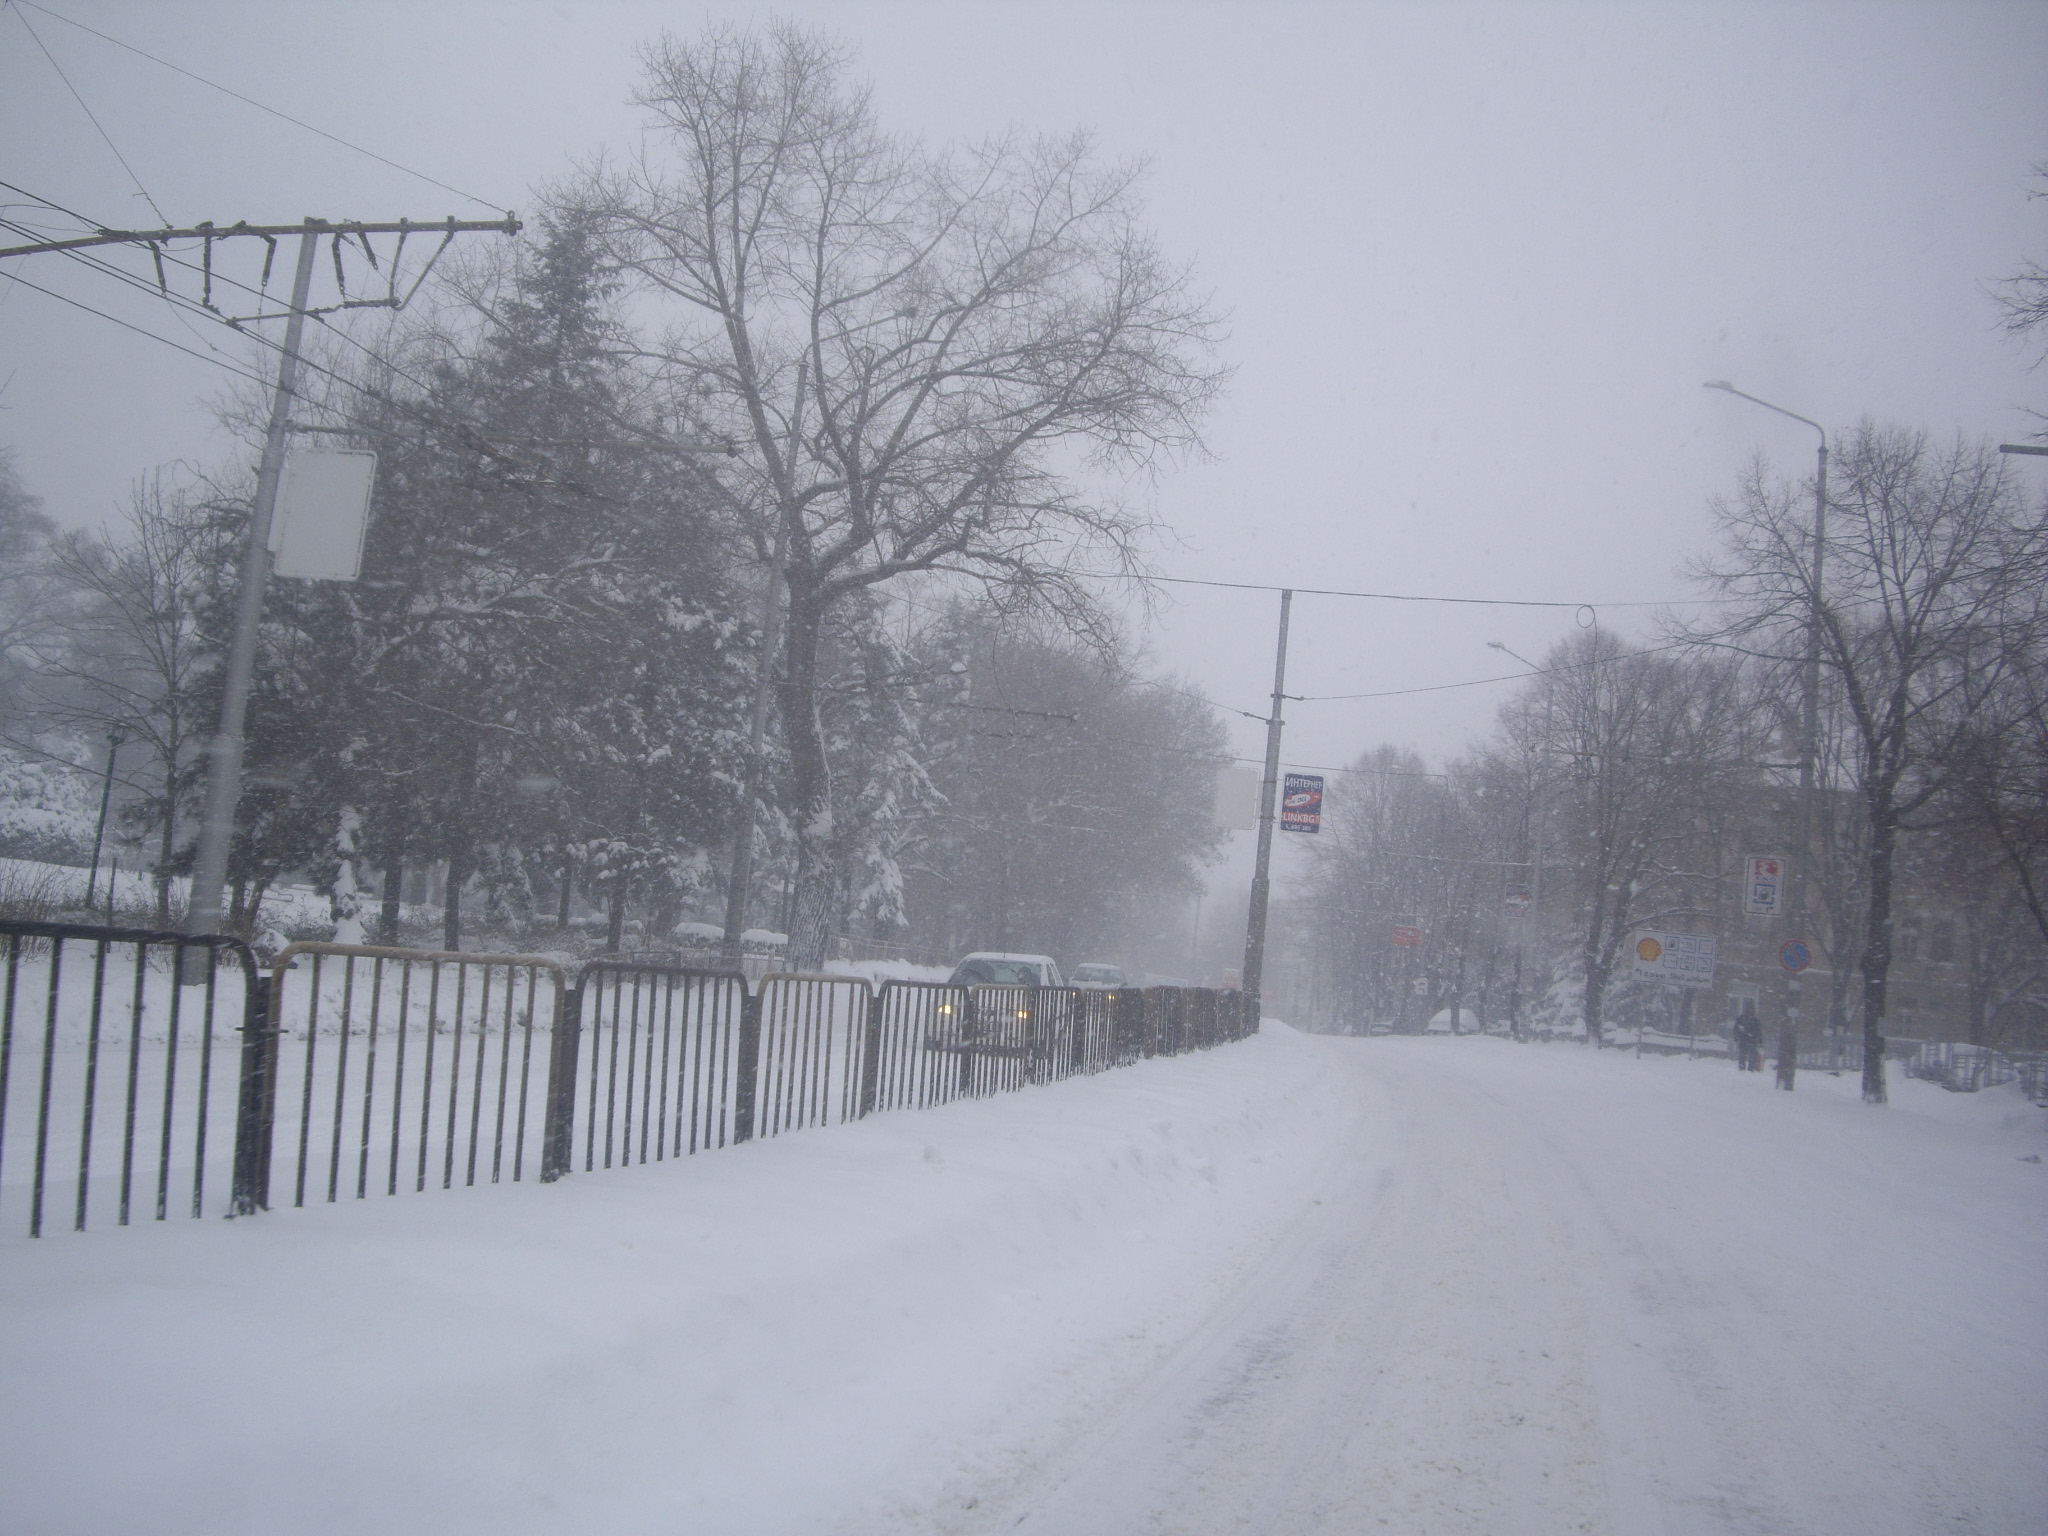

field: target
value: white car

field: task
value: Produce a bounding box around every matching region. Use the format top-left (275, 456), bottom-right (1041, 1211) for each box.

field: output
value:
top-left (1070, 962), bottom-right (1130, 990)
top-left (945, 952), bottom-right (1065, 988)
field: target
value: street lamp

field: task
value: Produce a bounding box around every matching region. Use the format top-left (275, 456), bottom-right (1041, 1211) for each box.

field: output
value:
top-left (1704, 380), bottom-right (1828, 1087)
top-left (84, 728), bottom-right (125, 912)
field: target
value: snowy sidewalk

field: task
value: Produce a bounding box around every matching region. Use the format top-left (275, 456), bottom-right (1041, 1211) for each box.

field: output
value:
top-left (3, 1029), bottom-right (2042, 1535)
top-left (0, 1024), bottom-right (1357, 1536)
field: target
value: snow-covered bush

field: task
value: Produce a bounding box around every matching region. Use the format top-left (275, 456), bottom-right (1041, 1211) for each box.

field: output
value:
top-left (0, 743), bottom-right (99, 866)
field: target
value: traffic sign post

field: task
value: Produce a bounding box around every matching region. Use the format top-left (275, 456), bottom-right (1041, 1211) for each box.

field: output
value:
top-left (1780, 940), bottom-right (1811, 974)
top-left (1742, 855), bottom-right (1787, 918)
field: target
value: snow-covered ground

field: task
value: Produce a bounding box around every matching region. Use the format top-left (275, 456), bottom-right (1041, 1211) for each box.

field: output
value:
top-left (2, 1031), bottom-right (2041, 1535)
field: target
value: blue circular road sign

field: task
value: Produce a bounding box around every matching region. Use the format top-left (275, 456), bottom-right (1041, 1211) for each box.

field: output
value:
top-left (1780, 940), bottom-right (1812, 973)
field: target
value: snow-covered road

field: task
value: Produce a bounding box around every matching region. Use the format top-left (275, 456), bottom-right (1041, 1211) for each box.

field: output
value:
top-left (3, 1029), bottom-right (2042, 1535)
top-left (988, 1040), bottom-right (2047, 1536)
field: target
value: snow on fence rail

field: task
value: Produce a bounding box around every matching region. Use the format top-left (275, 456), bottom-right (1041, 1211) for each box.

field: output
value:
top-left (1, 920), bottom-right (1257, 1237)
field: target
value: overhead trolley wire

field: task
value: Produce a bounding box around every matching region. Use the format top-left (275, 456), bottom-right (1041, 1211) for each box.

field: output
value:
top-left (7, 1), bottom-right (167, 224)
top-left (0, 268), bottom-right (278, 393)
top-left (12, 0), bottom-right (513, 216)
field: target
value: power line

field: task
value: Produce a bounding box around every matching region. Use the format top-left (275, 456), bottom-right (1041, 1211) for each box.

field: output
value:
top-left (2, 179), bottom-right (733, 475)
top-left (1101, 570), bottom-right (1709, 611)
top-left (7, 1), bottom-right (167, 225)
top-left (1, 268), bottom-right (276, 391)
top-left (1294, 633), bottom-right (1703, 701)
top-left (13, 0), bottom-right (511, 216)
top-left (0, 180), bottom-right (462, 403)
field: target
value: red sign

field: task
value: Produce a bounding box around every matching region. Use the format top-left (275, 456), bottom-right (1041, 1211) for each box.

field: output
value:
top-left (1392, 924), bottom-right (1422, 947)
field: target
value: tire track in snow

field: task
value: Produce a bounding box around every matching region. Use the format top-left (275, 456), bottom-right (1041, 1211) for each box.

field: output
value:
top-left (955, 1038), bottom-right (2042, 1536)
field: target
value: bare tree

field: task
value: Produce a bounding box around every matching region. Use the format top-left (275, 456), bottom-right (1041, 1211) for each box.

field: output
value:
top-left (1511, 631), bottom-right (1753, 1046)
top-left (894, 605), bottom-right (1225, 968)
top-left (1697, 425), bottom-right (2048, 1101)
top-left (0, 447), bottom-right (61, 729)
top-left (1994, 165), bottom-right (2048, 359)
top-left (583, 22), bottom-right (1226, 968)
top-left (42, 475), bottom-right (214, 925)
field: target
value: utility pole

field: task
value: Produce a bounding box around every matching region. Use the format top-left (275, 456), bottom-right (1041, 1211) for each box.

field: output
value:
top-left (182, 226), bottom-right (320, 946)
top-left (5, 215), bottom-right (520, 946)
top-left (157, 217), bottom-right (515, 948)
top-left (1240, 588), bottom-right (1293, 1024)
top-left (1490, 640), bottom-right (1549, 1041)
top-left (1777, 430), bottom-right (1828, 1090)
top-left (1705, 383), bottom-right (1826, 1089)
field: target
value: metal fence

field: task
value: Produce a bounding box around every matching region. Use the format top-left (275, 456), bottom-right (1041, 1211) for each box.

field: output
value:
top-left (0, 919), bottom-right (260, 1237)
top-left (1, 916), bottom-right (1256, 1237)
top-left (257, 944), bottom-right (568, 1213)
top-left (1904, 1041), bottom-right (2035, 1095)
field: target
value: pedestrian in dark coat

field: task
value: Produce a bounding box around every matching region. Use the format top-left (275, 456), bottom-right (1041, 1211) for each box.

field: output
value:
top-left (1734, 1002), bottom-right (1764, 1072)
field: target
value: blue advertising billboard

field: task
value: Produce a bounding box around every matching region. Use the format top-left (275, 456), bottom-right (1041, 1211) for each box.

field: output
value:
top-left (1279, 773), bottom-right (1324, 833)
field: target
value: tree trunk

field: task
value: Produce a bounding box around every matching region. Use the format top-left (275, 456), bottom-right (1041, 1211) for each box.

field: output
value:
top-left (1582, 942), bottom-right (1609, 1047)
top-left (606, 880), bottom-right (627, 953)
top-left (155, 772), bottom-right (177, 930)
top-left (557, 859), bottom-right (574, 930)
top-left (1857, 789), bottom-right (1897, 1104)
top-left (379, 852), bottom-right (404, 945)
top-left (443, 850), bottom-right (468, 953)
top-left (776, 597), bottom-right (835, 972)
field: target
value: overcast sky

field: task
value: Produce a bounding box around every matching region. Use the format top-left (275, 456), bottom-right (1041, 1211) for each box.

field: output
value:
top-left (5, 0), bottom-right (2045, 871)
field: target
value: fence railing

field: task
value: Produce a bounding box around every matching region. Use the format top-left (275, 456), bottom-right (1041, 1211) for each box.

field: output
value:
top-left (0, 919), bottom-right (261, 1237)
top-left (255, 943), bottom-right (568, 1215)
top-left (0, 918), bottom-right (1255, 1236)
top-left (1904, 1041), bottom-right (2038, 1096)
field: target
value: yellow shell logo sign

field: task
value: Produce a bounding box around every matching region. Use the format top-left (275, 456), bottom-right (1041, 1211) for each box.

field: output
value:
top-left (1636, 937), bottom-right (1664, 963)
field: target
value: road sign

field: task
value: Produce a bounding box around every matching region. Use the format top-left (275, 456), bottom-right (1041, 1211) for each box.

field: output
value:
top-left (1279, 773), bottom-right (1324, 833)
top-left (1392, 923), bottom-right (1422, 948)
top-left (1742, 854), bottom-right (1787, 918)
top-left (1212, 766), bottom-right (1260, 831)
top-left (271, 449), bottom-right (377, 581)
top-left (1504, 887), bottom-right (1530, 916)
top-left (1780, 940), bottom-right (1812, 973)
top-left (1632, 930), bottom-right (1716, 988)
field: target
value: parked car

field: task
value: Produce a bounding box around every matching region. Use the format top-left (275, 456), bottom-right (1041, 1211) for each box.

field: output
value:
top-left (945, 952), bottom-right (1065, 988)
top-left (1071, 962), bottom-right (1129, 989)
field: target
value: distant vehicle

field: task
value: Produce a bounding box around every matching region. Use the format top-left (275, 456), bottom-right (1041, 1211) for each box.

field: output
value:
top-left (946, 952), bottom-right (1064, 989)
top-left (1071, 962), bottom-right (1130, 989)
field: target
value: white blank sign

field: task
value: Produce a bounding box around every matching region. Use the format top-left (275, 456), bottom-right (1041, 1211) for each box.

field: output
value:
top-left (271, 449), bottom-right (376, 581)
top-left (1213, 765), bottom-right (1260, 831)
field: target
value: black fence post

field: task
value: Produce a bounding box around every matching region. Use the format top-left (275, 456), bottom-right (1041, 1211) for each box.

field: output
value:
top-left (858, 988), bottom-right (883, 1119)
top-left (227, 955), bottom-right (275, 1216)
top-left (539, 972), bottom-right (582, 1183)
top-left (733, 987), bottom-right (762, 1143)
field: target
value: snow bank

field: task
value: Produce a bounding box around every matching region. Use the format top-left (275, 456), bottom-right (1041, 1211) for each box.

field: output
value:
top-left (0, 1026), bottom-right (1345, 1536)
top-left (826, 955), bottom-right (954, 985)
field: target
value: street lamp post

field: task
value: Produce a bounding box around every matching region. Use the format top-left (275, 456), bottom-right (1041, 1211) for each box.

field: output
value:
top-left (84, 728), bottom-right (125, 912)
top-left (1705, 381), bottom-right (1828, 1089)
